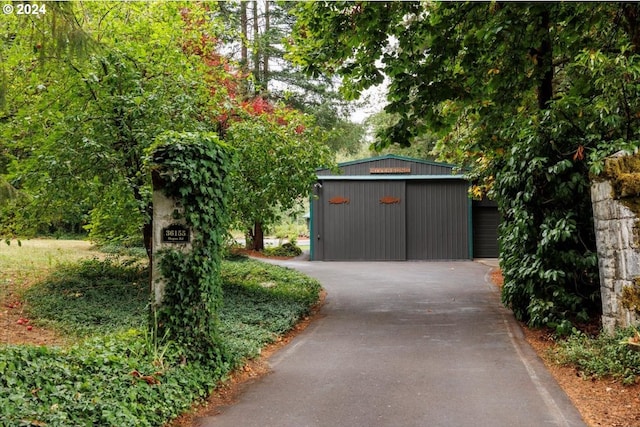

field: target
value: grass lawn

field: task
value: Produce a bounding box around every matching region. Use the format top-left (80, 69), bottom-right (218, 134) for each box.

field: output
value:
top-left (0, 240), bottom-right (321, 426)
top-left (0, 239), bottom-right (101, 296)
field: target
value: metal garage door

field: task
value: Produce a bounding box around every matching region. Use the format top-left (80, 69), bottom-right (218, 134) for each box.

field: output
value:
top-left (472, 206), bottom-right (500, 258)
top-left (322, 181), bottom-right (406, 260)
top-left (406, 181), bottom-right (470, 260)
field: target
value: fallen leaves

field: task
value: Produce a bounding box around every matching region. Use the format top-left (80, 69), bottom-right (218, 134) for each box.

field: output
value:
top-left (130, 370), bottom-right (162, 385)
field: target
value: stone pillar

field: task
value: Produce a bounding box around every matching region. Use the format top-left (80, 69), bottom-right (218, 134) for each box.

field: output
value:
top-left (591, 152), bottom-right (640, 333)
top-left (151, 171), bottom-right (193, 307)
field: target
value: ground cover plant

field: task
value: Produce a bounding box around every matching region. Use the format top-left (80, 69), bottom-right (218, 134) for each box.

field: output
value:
top-left (0, 253), bottom-right (321, 426)
top-left (22, 258), bottom-right (148, 337)
top-left (0, 331), bottom-right (221, 427)
top-left (552, 327), bottom-right (640, 386)
top-left (219, 258), bottom-right (320, 363)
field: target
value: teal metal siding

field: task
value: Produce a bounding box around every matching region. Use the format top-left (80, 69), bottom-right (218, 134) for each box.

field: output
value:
top-left (317, 154), bottom-right (459, 177)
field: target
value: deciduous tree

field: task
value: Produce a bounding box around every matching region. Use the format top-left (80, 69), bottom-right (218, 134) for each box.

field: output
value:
top-left (225, 103), bottom-right (332, 251)
top-left (287, 2), bottom-right (640, 329)
top-left (0, 2), bottom-right (235, 250)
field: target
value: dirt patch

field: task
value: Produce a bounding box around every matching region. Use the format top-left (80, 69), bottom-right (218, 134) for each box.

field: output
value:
top-left (231, 248), bottom-right (292, 260)
top-left (1, 297), bottom-right (66, 346)
top-left (490, 269), bottom-right (640, 427)
top-left (490, 269), bottom-right (504, 288)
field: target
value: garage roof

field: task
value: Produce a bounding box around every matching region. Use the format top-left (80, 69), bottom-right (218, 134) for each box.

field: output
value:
top-left (317, 154), bottom-right (465, 178)
top-left (317, 174), bottom-right (467, 181)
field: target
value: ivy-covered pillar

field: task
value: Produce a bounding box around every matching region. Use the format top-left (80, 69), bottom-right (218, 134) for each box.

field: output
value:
top-left (150, 171), bottom-right (192, 307)
top-left (147, 131), bottom-right (231, 363)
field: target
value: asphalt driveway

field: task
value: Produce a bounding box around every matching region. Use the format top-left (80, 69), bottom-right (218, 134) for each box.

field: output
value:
top-left (196, 261), bottom-right (586, 427)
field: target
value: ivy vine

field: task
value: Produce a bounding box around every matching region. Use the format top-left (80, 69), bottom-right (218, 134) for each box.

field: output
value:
top-left (147, 131), bottom-right (231, 364)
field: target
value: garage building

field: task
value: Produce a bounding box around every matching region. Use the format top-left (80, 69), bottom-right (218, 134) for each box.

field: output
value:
top-left (310, 155), bottom-right (499, 261)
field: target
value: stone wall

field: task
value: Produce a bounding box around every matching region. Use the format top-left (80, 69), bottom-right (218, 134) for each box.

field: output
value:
top-left (591, 154), bottom-right (640, 333)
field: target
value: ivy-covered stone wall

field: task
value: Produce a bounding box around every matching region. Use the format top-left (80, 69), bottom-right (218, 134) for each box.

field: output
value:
top-left (592, 152), bottom-right (640, 333)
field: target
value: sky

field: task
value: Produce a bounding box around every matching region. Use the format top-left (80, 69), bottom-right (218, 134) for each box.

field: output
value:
top-left (349, 81), bottom-right (389, 124)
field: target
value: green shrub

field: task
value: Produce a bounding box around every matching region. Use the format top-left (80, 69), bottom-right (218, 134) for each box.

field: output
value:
top-left (552, 328), bottom-right (640, 385)
top-left (263, 242), bottom-right (303, 257)
top-left (273, 221), bottom-right (307, 244)
top-left (23, 257), bottom-right (149, 336)
top-left (84, 183), bottom-right (145, 248)
top-left (494, 115), bottom-right (600, 331)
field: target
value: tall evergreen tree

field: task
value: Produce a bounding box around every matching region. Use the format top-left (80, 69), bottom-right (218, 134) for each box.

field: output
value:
top-left (215, 1), bottom-right (365, 155)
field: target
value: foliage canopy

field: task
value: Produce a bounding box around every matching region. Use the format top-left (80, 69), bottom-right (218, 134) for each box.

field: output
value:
top-left (0, 1), bottom-right (338, 252)
top-left (0, 2), bottom-right (227, 244)
top-left (225, 110), bottom-right (332, 250)
top-left (288, 2), bottom-right (640, 329)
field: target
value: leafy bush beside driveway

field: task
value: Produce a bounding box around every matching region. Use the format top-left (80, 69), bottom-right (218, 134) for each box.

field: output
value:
top-left (552, 328), bottom-right (640, 385)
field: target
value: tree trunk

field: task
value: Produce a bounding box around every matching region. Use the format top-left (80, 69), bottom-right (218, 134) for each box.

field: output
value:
top-left (253, 222), bottom-right (265, 251)
top-left (239, 1), bottom-right (250, 99)
top-left (622, 3), bottom-right (640, 54)
top-left (253, 1), bottom-right (261, 86)
top-left (132, 169), bottom-right (153, 261)
top-left (263, 0), bottom-right (270, 90)
top-left (245, 222), bottom-right (265, 250)
top-left (143, 220), bottom-right (152, 260)
top-left (536, 8), bottom-right (553, 110)
top-left (240, 2), bottom-right (248, 67)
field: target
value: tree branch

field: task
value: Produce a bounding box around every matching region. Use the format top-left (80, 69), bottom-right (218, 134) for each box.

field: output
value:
top-left (64, 59), bottom-right (99, 102)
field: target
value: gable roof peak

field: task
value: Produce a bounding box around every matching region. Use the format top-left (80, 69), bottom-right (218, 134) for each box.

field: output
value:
top-left (336, 154), bottom-right (457, 169)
